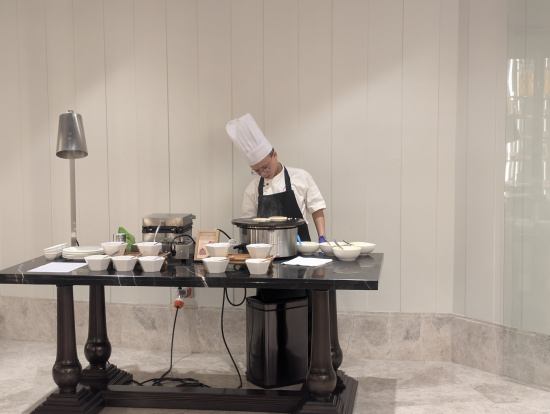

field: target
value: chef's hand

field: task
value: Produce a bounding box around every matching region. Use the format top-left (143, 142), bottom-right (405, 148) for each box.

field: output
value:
top-left (319, 236), bottom-right (327, 244)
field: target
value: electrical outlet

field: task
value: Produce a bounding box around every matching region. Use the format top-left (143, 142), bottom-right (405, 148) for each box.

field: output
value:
top-left (171, 286), bottom-right (194, 300)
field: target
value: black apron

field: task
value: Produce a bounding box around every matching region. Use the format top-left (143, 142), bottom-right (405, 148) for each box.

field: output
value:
top-left (255, 166), bottom-right (312, 360)
top-left (257, 166), bottom-right (311, 241)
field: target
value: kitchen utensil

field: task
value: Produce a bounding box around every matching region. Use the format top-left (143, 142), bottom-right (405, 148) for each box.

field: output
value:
top-left (134, 242), bottom-right (162, 256)
top-left (111, 255), bottom-right (138, 271)
top-left (297, 235), bottom-right (302, 245)
top-left (333, 245), bottom-right (361, 261)
top-left (245, 258), bottom-right (271, 274)
top-left (349, 242), bottom-right (376, 255)
top-left (205, 243), bottom-right (230, 257)
top-left (296, 241), bottom-right (319, 255)
top-left (202, 257), bottom-right (229, 273)
top-left (246, 243), bottom-right (272, 259)
top-left (342, 239), bottom-right (352, 245)
top-left (85, 255), bottom-right (111, 271)
top-left (333, 240), bottom-right (344, 249)
top-left (138, 256), bottom-right (164, 272)
top-left (232, 217), bottom-right (305, 258)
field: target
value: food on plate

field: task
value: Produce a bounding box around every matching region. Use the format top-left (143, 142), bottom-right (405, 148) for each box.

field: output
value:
top-left (253, 217), bottom-right (271, 222)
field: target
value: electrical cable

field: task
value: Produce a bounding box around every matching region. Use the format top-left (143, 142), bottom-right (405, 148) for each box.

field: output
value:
top-left (129, 306), bottom-right (210, 388)
top-left (216, 228), bottom-right (232, 240)
top-left (221, 287), bottom-right (247, 389)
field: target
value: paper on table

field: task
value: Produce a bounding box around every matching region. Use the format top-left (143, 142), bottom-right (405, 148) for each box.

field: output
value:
top-left (282, 257), bottom-right (332, 266)
top-left (29, 262), bottom-right (87, 273)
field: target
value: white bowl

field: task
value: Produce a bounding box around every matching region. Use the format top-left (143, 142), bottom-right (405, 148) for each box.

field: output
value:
top-left (44, 251), bottom-right (62, 260)
top-left (296, 241), bottom-right (319, 255)
top-left (319, 242), bottom-right (339, 256)
top-left (111, 255), bottom-right (138, 272)
top-left (205, 243), bottom-right (230, 257)
top-left (202, 257), bottom-right (229, 273)
top-left (135, 242), bottom-right (162, 256)
top-left (349, 242), bottom-right (376, 255)
top-left (245, 258), bottom-right (271, 274)
top-left (44, 243), bottom-right (68, 253)
top-left (84, 255), bottom-right (111, 271)
top-left (138, 256), bottom-right (164, 272)
top-left (333, 245), bottom-right (361, 261)
top-left (101, 242), bottom-right (127, 256)
top-left (246, 243), bottom-right (272, 259)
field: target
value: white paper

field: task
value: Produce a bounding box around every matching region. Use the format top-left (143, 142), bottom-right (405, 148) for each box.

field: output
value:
top-left (281, 257), bottom-right (332, 266)
top-left (29, 262), bottom-right (88, 273)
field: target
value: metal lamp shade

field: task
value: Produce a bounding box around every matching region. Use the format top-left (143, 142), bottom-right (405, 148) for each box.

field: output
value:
top-left (56, 110), bottom-right (88, 159)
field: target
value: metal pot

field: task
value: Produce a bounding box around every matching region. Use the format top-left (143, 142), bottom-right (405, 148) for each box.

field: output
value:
top-left (232, 218), bottom-right (305, 258)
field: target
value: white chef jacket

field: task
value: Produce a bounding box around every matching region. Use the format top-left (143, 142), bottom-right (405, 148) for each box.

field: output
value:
top-left (241, 165), bottom-right (326, 223)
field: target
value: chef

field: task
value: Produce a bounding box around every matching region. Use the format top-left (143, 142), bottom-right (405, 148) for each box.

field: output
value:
top-left (226, 113), bottom-right (327, 365)
top-left (225, 113), bottom-right (327, 244)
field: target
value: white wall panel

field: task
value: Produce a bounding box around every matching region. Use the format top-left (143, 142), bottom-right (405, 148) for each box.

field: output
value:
top-left (465, 0), bottom-right (502, 321)
top-left (166, 0), bottom-right (201, 219)
top-left (401, 0), bottom-right (440, 313)
top-left (7, 1), bottom-right (55, 299)
top-left (436, 0), bottom-right (460, 313)
top-left (0, 0), bottom-right (26, 297)
top-left (364, 0), bottom-right (403, 312)
top-left (298, 0), bottom-right (332, 240)
top-left (331, 0), bottom-right (368, 243)
top-left (264, 0), bottom-right (300, 169)
top-left (104, 0), bottom-right (140, 304)
top-left (230, 0), bottom-right (265, 227)
top-left (197, 0), bottom-right (233, 233)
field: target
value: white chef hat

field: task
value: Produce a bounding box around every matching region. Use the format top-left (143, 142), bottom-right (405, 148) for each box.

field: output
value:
top-left (226, 113), bottom-right (273, 166)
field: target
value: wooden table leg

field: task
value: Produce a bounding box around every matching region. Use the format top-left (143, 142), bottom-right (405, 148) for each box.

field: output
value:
top-left (81, 286), bottom-right (133, 391)
top-left (32, 285), bottom-right (103, 414)
top-left (297, 289), bottom-right (358, 414)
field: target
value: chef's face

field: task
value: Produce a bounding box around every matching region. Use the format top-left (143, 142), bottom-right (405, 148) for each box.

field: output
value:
top-left (251, 150), bottom-right (278, 179)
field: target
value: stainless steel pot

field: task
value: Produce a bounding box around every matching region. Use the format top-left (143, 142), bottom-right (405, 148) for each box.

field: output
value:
top-left (232, 218), bottom-right (305, 258)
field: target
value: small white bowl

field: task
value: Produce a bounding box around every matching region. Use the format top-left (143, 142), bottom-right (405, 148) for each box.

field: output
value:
top-left (349, 242), bottom-right (376, 255)
top-left (138, 256), bottom-right (164, 272)
top-left (205, 243), bottom-right (230, 258)
top-left (101, 242), bottom-right (127, 256)
top-left (111, 255), bottom-right (138, 272)
top-left (246, 243), bottom-right (272, 259)
top-left (202, 257), bottom-right (229, 273)
top-left (319, 242), bottom-right (338, 256)
top-left (85, 255), bottom-right (111, 271)
top-left (135, 242), bottom-right (162, 256)
top-left (296, 241), bottom-right (319, 255)
top-left (333, 245), bottom-right (361, 261)
top-left (245, 258), bottom-right (271, 274)
top-left (44, 251), bottom-right (62, 260)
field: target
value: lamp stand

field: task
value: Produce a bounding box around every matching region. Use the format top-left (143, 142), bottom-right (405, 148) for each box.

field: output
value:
top-left (70, 158), bottom-right (77, 247)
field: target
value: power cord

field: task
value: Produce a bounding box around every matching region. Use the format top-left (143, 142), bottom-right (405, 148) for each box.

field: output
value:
top-left (129, 306), bottom-right (210, 388)
top-left (221, 287), bottom-right (247, 389)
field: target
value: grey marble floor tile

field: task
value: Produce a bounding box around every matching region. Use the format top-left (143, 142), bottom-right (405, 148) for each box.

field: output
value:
top-left (2, 339), bottom-right (550, 414)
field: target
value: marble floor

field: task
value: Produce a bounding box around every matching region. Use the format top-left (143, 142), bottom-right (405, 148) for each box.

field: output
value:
top-left (2, 338), bottom-right (550, 414)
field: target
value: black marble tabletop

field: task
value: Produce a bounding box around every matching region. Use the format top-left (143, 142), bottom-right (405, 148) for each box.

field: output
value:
top-left (0, 253), bottom-right (382, 291)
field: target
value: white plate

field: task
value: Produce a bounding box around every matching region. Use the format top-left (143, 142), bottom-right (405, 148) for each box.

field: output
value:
top-left (62, 246), bottom-right (104, 260)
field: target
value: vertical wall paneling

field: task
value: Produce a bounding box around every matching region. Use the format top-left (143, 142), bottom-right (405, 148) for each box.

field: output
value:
top-left (230, 0), bottom-right (264, 225)
top-left (401, 0), bottom-right (440, 312)
top-left (105, 0), bottom-right (141, 304)
top-left (298, 0), bottom-right (333, 240)
top-left (331, 0), bottom-right (368, 243)
top-left (197, 0), bottom-right (233, 233)
top-left (10, 0), bottom-right (55, 299)
top-left (452, 0), bottom-right (470, 317)
top-left (0, 1), bottom-right (26, 296)
top-left (436, 0), bottom-right (460, 313)
top-left (167, 0), bottom-right (202, 225)
top-left (194, 0), bottom-right (233, 307)
top-left (45, 0), bottom-right (76, 250)
top-left (264, 0), bottom-right (300, 168)
top-left (74, 0), bottom-right (111, 253)
top-left (133, 0), bottom-right (171, 305)
top-left (364, 0), bottom-right (403, 312)
top-left (465, 0), bottom-right (501, 321)
top-left (492, 0), bottom-right (507, 326)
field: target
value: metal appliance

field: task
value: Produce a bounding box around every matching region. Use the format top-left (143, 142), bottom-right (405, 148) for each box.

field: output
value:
top-left (142, 213), bottom-right (196, 262)
top-left (231, 218), bottom-right (305, 258)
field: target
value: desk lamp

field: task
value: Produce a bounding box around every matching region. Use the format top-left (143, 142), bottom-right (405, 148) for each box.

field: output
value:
top-left (56, 110), bottom-right (88, 247)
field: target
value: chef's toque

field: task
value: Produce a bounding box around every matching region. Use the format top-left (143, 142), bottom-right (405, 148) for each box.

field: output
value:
top-left (226, 113), bottom-right (272, 166)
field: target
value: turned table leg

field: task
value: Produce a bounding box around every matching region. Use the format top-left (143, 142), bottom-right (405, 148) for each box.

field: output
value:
top-left (329, 289), bottom-right (343, 375)
top-left (33, 285), bottom-right (103, 414)
top-left (81, 286), bottom-right (132, 391)
top-left (306, 289), bottom-right (337, 398)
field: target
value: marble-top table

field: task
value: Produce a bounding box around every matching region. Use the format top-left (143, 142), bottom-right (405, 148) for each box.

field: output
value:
top-left (0, 253), bottom-right (382, 414)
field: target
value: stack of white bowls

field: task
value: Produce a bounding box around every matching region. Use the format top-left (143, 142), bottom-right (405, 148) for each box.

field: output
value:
top-left (43, 243), bottom-right (68, 260)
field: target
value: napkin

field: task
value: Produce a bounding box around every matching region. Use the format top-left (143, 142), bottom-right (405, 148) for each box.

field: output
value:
top-left (281, 257), bottom-right (332, 266)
